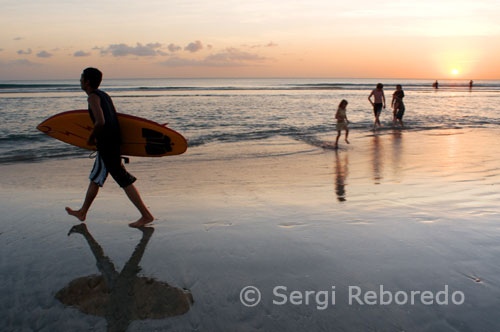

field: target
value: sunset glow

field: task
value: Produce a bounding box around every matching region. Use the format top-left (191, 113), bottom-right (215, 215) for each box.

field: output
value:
top-left (1, 0), bottom-right (499, 80)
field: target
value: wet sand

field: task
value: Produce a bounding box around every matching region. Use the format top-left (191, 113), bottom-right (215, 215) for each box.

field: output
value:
top-left (1, 128), bottom-right (500, 331)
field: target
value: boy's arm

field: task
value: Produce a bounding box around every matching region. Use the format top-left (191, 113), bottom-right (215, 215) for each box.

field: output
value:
top-left (368, 91), bottom-right (374, 105)
top-left (88, 94), bottom-right (105, 145)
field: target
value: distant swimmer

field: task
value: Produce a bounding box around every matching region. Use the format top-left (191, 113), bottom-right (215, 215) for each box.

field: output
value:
top-left (432, 80), bottom-right (439, 89)
top-left (65, 67), bottom-right (154, 228)
top-left (334, 99), bottom-right (349, 149)
top-left (391, 84), bottom-right (405, 127)
top-left (469, 80), bottom-right (473, 89)
top-left (368, 83), bottom-right (386, 129)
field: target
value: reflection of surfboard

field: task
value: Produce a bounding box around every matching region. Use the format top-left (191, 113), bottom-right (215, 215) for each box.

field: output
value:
top-left (37, 110), bottom-right (187, 157)
top-left (56, 274), bottom-right (193, 319)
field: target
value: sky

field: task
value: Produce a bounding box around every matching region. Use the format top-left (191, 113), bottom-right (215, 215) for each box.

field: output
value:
top-left (1, 0), bottom-right (499, 80)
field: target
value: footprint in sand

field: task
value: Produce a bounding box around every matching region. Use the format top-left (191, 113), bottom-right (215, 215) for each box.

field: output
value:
top-left (278, 222), bottom-right (307, 229)
top-left (204, 221), bottom-right (233, 231)
top-left (462, 273), bottom-right (482, 283)
top-left (346, 220), bottom-right (373, 225)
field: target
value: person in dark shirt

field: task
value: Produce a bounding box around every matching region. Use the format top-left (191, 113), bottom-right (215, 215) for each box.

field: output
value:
top-left (391, 84), bottom-right (405, 127)
top-left (66, 67), bottom-right (154, 228)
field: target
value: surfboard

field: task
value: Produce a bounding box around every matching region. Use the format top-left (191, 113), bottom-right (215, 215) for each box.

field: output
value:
top-left (37, 110), bottom-right (188, 157)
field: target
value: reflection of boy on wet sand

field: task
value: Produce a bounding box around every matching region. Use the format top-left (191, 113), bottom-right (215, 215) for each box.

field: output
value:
top-left (56, 224), bottom-right (193, 331)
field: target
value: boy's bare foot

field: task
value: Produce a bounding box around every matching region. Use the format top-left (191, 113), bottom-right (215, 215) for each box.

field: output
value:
top-left (129, 215), bottom-right (154, 228)
top-left (345, 139), bottom-right (350, 144)
top-left (65, 207), bottom-right (86, 221)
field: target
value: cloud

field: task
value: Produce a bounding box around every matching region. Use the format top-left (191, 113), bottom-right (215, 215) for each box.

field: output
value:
top-left (96, 41), bottom-right (208, 57)
top-left (248, 42), bottom-right (279, 49)
top-left (101, 42), bottom-right (163, 57)
top-left (17, 48), bottom-right (32, 55)
top-left (74, 50), bottom-right (91, 57)
top-left (168, 43), bottom-right (182, 52)
top-left (184, 40), bottom-right (203, 53)
top-left (160, 48), bottom-right (268, 67)
top-left (37, 50), bottom-right (53, 58)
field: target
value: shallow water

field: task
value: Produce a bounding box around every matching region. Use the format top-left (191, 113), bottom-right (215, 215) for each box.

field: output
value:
top-left (1, 78), bottom-right (500, 163)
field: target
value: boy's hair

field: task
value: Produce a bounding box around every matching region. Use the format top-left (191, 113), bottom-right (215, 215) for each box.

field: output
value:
top-left (376, 83), bottom-right (384, 89)
top-left (82, 67), bottom-right (102, 89)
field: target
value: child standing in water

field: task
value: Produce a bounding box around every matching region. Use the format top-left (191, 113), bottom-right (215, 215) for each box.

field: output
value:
top-left (335, 99), bottom-right (349, 149)
top-left (391, 84), bottom-right (405, 127)
top-left (368, 83), bottom-right (386, 129)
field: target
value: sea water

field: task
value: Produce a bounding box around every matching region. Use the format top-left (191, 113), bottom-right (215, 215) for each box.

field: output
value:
top-left (1, 78), bottom-right (499, 164)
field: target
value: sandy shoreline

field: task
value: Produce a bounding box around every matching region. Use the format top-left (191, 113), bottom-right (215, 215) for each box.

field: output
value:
top-left (1, 128), bottom-right (500, 331)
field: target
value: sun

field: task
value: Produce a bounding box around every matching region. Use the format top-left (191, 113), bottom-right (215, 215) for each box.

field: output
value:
top-left (451, 68), bottom-right (460, 75)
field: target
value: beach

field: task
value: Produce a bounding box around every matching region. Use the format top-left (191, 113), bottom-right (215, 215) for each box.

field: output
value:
top-left (2, 124), bottom-right (500, 331)
top-left (2, 0), bottom-right (500, 327)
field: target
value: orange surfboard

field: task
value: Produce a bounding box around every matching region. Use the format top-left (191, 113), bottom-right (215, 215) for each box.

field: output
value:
top-left (37, 110), bottom-right (188, 157)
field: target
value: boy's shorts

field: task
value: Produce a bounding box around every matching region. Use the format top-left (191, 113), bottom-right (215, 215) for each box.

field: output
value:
top-left (89, 150), bottom-right (136, 188)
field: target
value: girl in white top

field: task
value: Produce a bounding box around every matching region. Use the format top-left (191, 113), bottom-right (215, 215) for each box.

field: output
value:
top-left (335, 99), bottom-right (349, 148)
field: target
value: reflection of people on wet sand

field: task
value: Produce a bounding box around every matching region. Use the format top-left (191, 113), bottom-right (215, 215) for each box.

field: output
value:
top-left (334, 99), bottom-right (350, 149)
top-left (334, 150), bottom-right (348, 202)
top-left (371, 135), bottom-right (383, 184)
top-left (391, 130), bottom-right (403, 181)
top-left (391, 85), bottom-right (405, 127)
top-left (56, 224), bottom-right (193, 332)
top-left (368, 83), bottom-right (386, 129)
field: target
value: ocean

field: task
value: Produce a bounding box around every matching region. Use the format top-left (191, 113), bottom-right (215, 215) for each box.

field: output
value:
top-left (1, 78), bottom-right (499, 164)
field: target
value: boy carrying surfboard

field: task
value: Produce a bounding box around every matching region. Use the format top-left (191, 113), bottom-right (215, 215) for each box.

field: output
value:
top-left (65, 68), bottom-right (154, 228)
